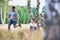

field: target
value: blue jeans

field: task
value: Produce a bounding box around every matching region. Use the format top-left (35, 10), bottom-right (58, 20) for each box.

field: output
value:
top-left (8, 20), bottom-right (17, 30)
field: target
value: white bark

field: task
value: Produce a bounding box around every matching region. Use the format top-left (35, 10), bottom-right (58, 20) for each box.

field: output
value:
top-left (4, 5), bottom-right (6, 24)
top-left (0, 5), bottom-right (6, 24)
top-left (1, 8), bottom-right (4, 24)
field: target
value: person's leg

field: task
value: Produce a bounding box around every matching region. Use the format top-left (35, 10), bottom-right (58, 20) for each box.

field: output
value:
top-left (18, 18), bottom-right (21, 27)
top-left (30, 26), bottom-right (33, 39)
top-left (30, 26), bottom-right (33, 31)
top-left (13, 21), bottom-right (17, 28)
top-left (30, 26), bottom-right (33, 34)
top-left (8, 20), bottom-right (13, 30)
top-left (18, 24), bottom-right (21, 28)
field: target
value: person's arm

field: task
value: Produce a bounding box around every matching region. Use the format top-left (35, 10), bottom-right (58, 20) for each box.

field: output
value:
top-left (7, 14), bottom-right (10, 20)
top-left (14, 11), bottom-right (19, 21)
top-left (35, 23), bottom-right (37, 28)
top-left (9, 11), bottom-right (12, 18)
top-left (9, 14), bottom-right (10, 18)
top-left (9, 12), bottom-right (11, 18)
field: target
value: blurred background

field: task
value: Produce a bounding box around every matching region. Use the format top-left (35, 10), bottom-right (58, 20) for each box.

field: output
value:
top-left (0, 0), bottom-right (60, 40)
top-left (0, 0), bottom-right (45, 24)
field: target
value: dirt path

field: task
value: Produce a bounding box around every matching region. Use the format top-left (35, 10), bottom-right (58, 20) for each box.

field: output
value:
top-left (0, 24), bottom-right (44, 40)
top-left (0, 24), bottom-right (44, 31)
top-left (0, 24), bottom-right (30, 31)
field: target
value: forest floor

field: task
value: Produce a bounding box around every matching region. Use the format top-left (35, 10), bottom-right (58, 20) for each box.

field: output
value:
top-left (0, 24), bottom-right (44, 40)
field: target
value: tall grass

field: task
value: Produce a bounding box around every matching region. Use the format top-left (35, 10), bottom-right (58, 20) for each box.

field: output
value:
top-left (0, 29), bottom-right (44, 40)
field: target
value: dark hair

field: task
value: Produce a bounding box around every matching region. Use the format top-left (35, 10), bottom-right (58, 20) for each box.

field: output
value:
top-left (12, 6), bottom-right (15, 9)
top-left (31, 18), bottom-right (35, 22)
top-left (40, 14), bottom-right (43, 17)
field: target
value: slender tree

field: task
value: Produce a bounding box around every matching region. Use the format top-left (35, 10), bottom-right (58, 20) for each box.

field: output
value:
top-left (27, 0), bottom-right (33, 19)
top-left (0, 0), bottom-right (5, 24)
top-left (0, 0), bottom-right (10, 24)
top-left (36, 0), bottom-right (40, 30)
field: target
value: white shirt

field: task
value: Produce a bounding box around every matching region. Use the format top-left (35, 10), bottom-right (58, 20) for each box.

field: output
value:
top-left (29, 23), bottom-right (37, 28)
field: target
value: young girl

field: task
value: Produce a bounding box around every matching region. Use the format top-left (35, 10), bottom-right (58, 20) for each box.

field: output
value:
top-left (29, 18), bottom-right (37, 32)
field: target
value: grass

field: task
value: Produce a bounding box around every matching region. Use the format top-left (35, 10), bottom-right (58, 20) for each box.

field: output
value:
top-left (0, 28), bottom-right (44, 40)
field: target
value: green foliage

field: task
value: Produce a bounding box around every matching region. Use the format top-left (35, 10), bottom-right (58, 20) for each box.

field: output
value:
top-left (16, 6), bottom-right (30, 24)
top-left (0, 0), bottom-right (37, 24)
top-left (42, 6), bottom-right (45, 13)
top-left (5, 6), bottom-right (11, 23)
top-left (32, 8), bottom-right (36, 17)
top-left (0, 6), bottom-right (36, 24)
top-left (42, 6), bottom-right (45, 15)
top-left (0, 0), bottom-right (5, 3)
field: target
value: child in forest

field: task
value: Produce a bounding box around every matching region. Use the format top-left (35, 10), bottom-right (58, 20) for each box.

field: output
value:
top-left (8, 6), bottom-right (21, 30)
top-left (29, 18), bottom-right (37, 32)
top-left (39, 14), bottom-right (45, 29)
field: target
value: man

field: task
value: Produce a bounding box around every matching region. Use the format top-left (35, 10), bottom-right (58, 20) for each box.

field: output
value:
top-left (8, 6), bottom-right (21, 30)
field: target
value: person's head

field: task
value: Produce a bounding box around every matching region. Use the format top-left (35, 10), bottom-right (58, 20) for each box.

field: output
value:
top-left (40, 14), bottom-right (43, 17)
top-left (12, 6), bottom-right (15, 11)
top-left (31, 18), bottom-right (35, 23)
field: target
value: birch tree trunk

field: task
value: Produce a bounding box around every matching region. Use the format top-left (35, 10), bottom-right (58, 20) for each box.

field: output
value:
top-left (0, 0), bottom-right (8, 24)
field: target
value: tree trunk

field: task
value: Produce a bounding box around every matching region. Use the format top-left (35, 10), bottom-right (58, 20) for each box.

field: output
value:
top-left (27, 0), bottom-right (33, 19)
top-left (0, 9), bottom-right (2, 24)
top-left (36, 0), bottom-right (40, 30)
top-left (45, 0), bottom-right (60, 40)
